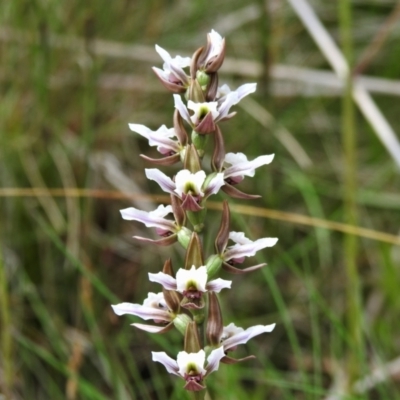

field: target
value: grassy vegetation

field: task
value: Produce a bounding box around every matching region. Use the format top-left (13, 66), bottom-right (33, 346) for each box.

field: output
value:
top-left (1, 1), bottom-right (400, 399)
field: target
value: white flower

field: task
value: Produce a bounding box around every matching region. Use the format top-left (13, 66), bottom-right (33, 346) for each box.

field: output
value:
top-left (188, 101), bottom-right (219, 125)
top-left (149, 265), bottom-right (231, 295)
top-left (220, 322), bottom-right (276, 352)
top-left (223, 232), bottom-right (278, 263)
top-left (204, 29), bottom-right (224, 66)
top-left (153, 45), bottom-right (190, 89)
top-left (145, 169), bottom-right (224, 211)
top-left (111, 292), bottom-right (173, 333)
top-left (128, 124), bottom-right (180, 155)
top-left (174, 170), bottom-right (206, 198)
top-left (223, 152), bottom-right (274, 184)
top-left (152, 347), bottom-right (225, 391)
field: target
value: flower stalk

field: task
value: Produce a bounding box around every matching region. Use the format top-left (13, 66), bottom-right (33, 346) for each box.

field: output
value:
top-left (111, 30), bottom-right (278, 395)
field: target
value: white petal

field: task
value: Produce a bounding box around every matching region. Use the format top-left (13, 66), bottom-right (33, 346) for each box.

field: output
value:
top-left (148, 272), bottom-right (177, 290)
top-left (205, 346), bottom-right (225, 375)
top-left (221, 323), bottom-right (244, 341)
top-left (187, 100), bottom-right (219, 124)
top-left (217, 92), bottom-right (238, 120)
top-left (204, 173), bottom-right (225, 197)
top-left (145, 169), bottom-right (176, 194)
top-left (152, 351), bottom-right (180, 376)
top-left (177, 350), bottom-right (206, 377)
top-left (173, 95), bottom-right (192, 125)
top-left (206, 30), bottom-right (224, 63)
top-left (233, 83), bottom-right (257, 103)
top-left (206, 278), bottom-right (232, 292)
top-left (176, 266), bottom-right (208, 293)
top-left (132, 323), bottom-right (170, 333)
top-left (129, 124), bottom-right (179, 153)
top-left (155, 45), bottom-right (172, 63)
top-left (175, 170), bottom-right (206, 197)
top-left (229, 231), bottom-right (252, 245)
top-left (142, 292), bottom-right (168, 309)
top-left (222, 324), bottom-right (276, 351)
top-left (111, 302), bottom-right (170, 321)
top-left (224, 236), bottom-right (278, 261)
top-left (120, 206), bottom-right (175, 232)
top-left (224, 153), bottom-right (274, 179)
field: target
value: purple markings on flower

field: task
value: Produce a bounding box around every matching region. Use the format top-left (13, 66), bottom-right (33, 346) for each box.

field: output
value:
top-left (149, 265), bottom-right (231, 299)
top-left (128, 124), bottom-right (180, 156)
top-left (220, 322), bottom-right (276, 352)
top-left (152, 347), bottom-right (225, 391)
top-left (223, 152), bottom-right (274, 185)
top-left (223, 232), bottom-right (278, 264)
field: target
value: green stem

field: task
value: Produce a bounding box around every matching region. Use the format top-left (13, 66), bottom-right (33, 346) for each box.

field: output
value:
top-left (338, 0), bottom-right (363, 386)
top-left (0, 246), bottom-right (13, 398)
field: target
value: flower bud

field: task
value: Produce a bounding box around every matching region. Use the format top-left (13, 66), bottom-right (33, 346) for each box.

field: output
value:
top-left (191, 131), bottom-right (208, 158)
top-left (177, 227), bottom-right (192, 249)
top-left (173, 313), bottom-right (192, 335)
top-left (205, 254), bottom-right (222, 279)
top-left (196, 70), bottom-right (210, 89)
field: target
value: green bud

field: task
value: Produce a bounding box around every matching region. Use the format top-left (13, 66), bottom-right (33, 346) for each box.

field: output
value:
top-left (177, 227), bottom-right (192, 249)
top-left (173, 314), bottom-right (192, 336)
top-left (205, 254), bottom-right (223, 279)
top-left (191, 131), bottom-right (208, 158)
top-left (196, 70), bottom-right (210, 87)
top-left (187, 209), bottom-right (207, 232)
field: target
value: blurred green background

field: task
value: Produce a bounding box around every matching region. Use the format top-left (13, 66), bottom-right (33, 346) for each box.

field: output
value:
top-left (1, 0), bottom-right (400, 399)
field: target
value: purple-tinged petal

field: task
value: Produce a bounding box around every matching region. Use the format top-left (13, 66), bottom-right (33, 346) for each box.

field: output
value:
top-left (204, 173), bottom-right (225, 197)
top-left (173, 95), bottom-right (192, 125)
top-left (205, 346), bottom-right (225, 376)
top-left (221, 355), bottom-right (256, 364)
top-left (152, 351), bottom-right (180, 376)
top-left (120, 206), bottom-right (175, 232)
top-left (234, 83), bottom-right (257, 103)
top-left (223, 324), bottom-right (276, 351)
top-left (224, 237), bottom-right (278, 261)
top-left (148, 271), bottom-right (177, 290)
top-left (145, 169), bottom-right (176, 194)
top-left (222, 262), bottom-right (266, 275)
top-left (206, 278), bottom-right (232, 292)
top-left (128, 124), bottom-right (180, 153)
top-left (111, 303), bottom-right (171, 321)
top-left (140, 153), bottom-right (181, 166)
top-left (181, 194), bottom-right (203, 212)
top-left (217, 92), bottom-right (238, 121)
top-left (221, 183), bottom-right (260, 200)
top-left (133, 234), bottom-right (177, 246)
top-left (224, 154), bottom-right (275, 179)
top-left (133, 322), bottom-right (173, 334)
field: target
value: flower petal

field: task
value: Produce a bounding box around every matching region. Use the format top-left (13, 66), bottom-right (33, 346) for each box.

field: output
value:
top-left (173, 95), bottom-right (192, 125)
top-left (206, 278), bottom-right (232, 292)
top-left (177, 350), bottom-right (206, 377)
top-left (224, 153), bottom-right (274, 179)
top-left (148, 271), bottom-right (177, 290)
top-left (152, 351), bottom-right (180, 376)
top-left (204, 173), bottom-right (225, 197)
top-left (222, 324), bottom-right (276, 351)
top-left (224, 237), bottom-right (278, 261)
top-left (145, 169), bottom-right (176, 194)
top-left (111, 303), bottom-right (171, 321)
top-left (205, 346), bottom-right (225, 375)
top-left (120, 205), bottom-right (175, 232)
top-left (133, 322), bottom-right (173, 334)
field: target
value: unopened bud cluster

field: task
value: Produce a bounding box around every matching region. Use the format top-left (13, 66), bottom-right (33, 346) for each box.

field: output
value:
top-left (112, 30), bottom-right (278, 394)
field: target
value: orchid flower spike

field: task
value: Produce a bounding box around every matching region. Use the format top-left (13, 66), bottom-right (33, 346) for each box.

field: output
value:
top-left (152, 347), bottom-right (225, 392)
